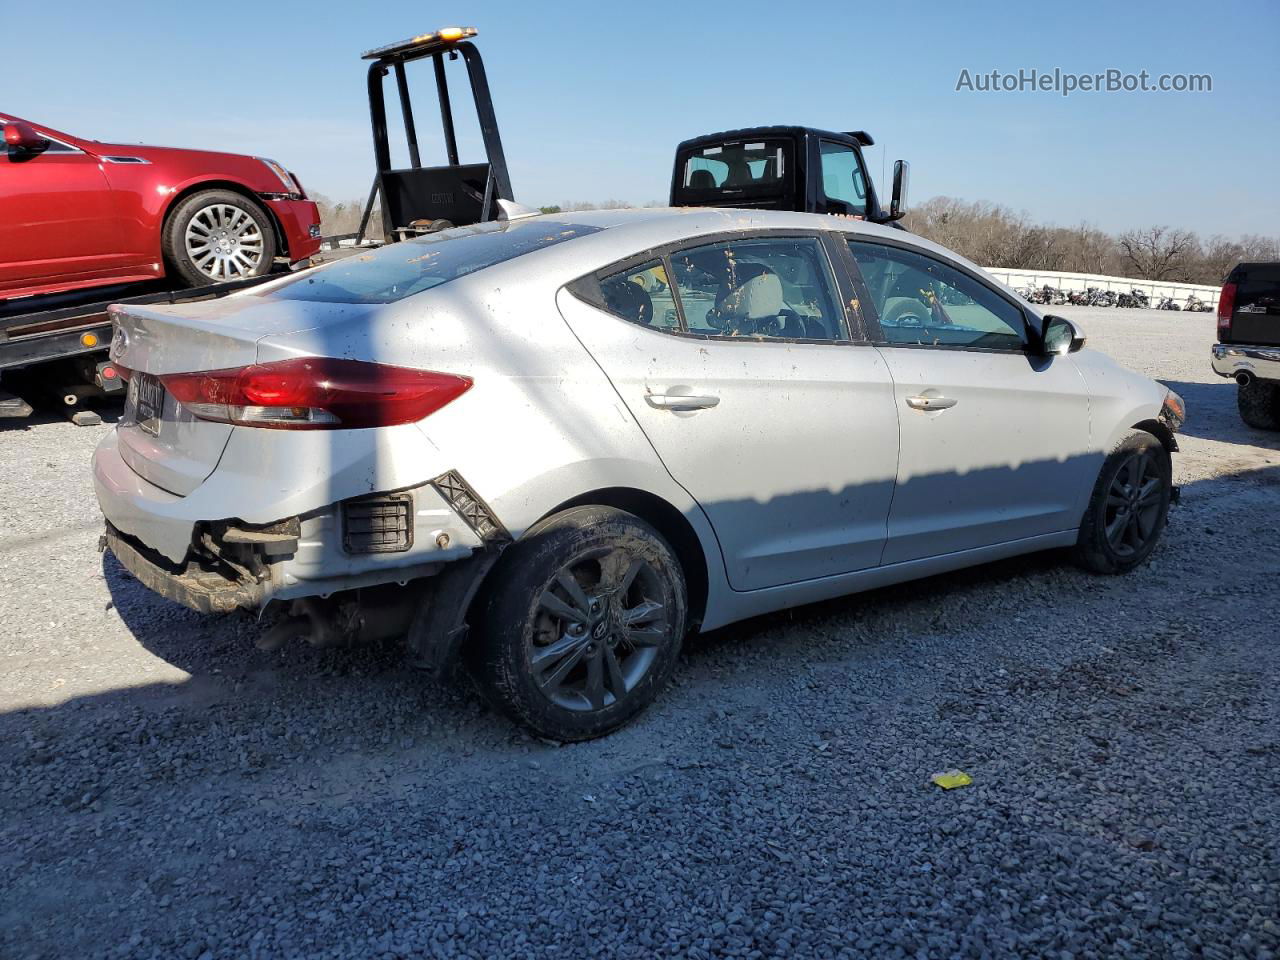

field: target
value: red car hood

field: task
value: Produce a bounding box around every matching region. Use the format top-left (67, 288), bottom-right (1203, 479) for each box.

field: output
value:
top-left (90, 141), bottom-right (265, 166)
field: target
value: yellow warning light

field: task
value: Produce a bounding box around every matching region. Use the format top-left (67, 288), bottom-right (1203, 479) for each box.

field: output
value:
top-left (363, 27), bottom-right (477, 60)
top-left (81, 332), bottom-right (99, 348)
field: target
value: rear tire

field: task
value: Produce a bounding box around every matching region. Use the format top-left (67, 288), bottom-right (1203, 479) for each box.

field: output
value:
top-left (163, 189), bottom-right (277, 287)
top-left (1074, 431), bottom-right (1172, 575)
top-left (471, 506), bottom-right (687, 741)
top-left (1237, 379), bottom-right (1280, 431)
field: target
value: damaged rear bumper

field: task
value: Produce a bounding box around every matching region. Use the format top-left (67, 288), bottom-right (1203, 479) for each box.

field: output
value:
top-left (102, 521), bottom-right (263, 614)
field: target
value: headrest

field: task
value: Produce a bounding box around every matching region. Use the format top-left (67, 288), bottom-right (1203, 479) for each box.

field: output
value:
top-left (724, 159), bottom-right (753, 187)
top-left (602, 277), bottom-right (653, 326)
top-left (716, 264), bottom-right (783, 320)
top-left (689, 169), bottom-right (716, 189)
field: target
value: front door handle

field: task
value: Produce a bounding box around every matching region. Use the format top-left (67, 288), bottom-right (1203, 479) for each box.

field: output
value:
top-left (905, 395), bottom-right (958, 411)
top-left (646, 393), bottom-right (721, 411)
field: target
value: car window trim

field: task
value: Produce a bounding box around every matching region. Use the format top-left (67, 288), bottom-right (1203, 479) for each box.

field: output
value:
top-left (841, 234), bottom-right (1037, 354)
top-left (568, 228), bottom-right (859, 347)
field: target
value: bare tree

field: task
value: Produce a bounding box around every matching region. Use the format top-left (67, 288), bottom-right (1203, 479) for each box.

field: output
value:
top-left (311, 192), bottom-right (382, 241)
top-left (1116, 226), bottom-right (1200, 281)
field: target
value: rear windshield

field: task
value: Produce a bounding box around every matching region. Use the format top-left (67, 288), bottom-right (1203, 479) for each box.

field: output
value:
top-left (679, 139), bottom-right (791, 194)
top-left (266, 220), bottom-right (603, 304)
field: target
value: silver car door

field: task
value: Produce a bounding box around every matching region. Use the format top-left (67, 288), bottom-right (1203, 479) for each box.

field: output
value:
top-left (846, 238), bottom-right (1095, 565)
top-left (557, 234), bottom-right (899, 591)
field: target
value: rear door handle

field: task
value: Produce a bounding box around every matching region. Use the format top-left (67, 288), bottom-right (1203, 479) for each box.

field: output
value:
top-left (646, 393), bottom-right (721, 411)
top-left (905, 395), bottom-right (958, 411)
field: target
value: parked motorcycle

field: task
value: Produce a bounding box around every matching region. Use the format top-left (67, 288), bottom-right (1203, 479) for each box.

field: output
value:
top-left (1157, 296), bottom-right (1182, 311)
top-left (1117, 288), bottom-right (1150, 309)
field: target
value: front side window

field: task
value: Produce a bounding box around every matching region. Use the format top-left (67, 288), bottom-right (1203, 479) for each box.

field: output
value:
top-left (267, 220), bottom-right (602, 304)
top-left (848, 241), bottom-right (1027, 350)
top-left (819, 141), bottom-right (868, 215)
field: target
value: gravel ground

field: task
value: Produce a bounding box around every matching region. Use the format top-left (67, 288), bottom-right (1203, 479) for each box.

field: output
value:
top-left (1, 307), bottom-right (1277, 959)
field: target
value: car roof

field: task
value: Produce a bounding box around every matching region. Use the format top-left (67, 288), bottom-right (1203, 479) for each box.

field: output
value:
top-left (530, 206), bottom-right (894, 245)
top-left (464, 207), bottom-right (1000, 298)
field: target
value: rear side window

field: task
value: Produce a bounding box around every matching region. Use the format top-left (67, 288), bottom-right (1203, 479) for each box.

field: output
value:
top-left (589, 236), bottom-right (847, 342)
top-left (599, 261), bottom-right (680, 330)
top-left (267, 220), bottom-right (602, 304)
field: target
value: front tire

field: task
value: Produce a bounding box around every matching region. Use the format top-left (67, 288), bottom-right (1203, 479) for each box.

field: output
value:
top-left (1074, 431), bottom-right (1173, 574)
top-left (163, 189), bottom-right (277, 287)
top-left (1237, 379), bottom-right (1280, 431)
top-left (472, 506), bottom-right (687, 741)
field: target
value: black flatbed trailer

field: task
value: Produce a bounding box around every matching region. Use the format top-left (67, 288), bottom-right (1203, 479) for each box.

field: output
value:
top-left (0, 273), bottom-right (284, 423)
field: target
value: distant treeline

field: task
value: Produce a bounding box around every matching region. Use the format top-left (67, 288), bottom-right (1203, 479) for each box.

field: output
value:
top-left (314, 192), bottom-right (1277, 285)
top-left (903, 197), bottom-right (1275, 285)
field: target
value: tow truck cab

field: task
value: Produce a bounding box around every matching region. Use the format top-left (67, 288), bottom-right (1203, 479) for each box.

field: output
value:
top-left (669, 126), bottom-right (909, 225)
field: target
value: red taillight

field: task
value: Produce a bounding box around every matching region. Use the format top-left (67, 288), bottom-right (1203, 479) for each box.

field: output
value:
top-left (1217, 282), bottom-right (1236, 338)
top-left (160, 357), bottom-right (471, 430)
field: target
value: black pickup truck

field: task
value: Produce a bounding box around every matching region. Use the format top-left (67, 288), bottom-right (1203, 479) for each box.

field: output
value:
top-left (1211, 262), bottom-right (1280, 430)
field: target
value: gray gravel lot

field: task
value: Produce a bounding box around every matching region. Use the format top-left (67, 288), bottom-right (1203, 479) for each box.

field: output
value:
top-left (1, 307), bottom-right (1277, 959)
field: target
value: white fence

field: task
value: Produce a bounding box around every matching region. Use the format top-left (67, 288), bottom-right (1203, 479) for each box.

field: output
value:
top-left (982, 267), bottom-right (1220, 305)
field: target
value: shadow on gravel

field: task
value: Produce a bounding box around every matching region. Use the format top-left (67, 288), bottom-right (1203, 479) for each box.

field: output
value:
top-left (1158, 378), bottom-right (1280, 450)
top-left (7, 460), bottom-right (1274, 779)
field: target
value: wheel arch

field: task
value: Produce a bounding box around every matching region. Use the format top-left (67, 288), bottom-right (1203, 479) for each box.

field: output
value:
top-left (544, 487), bottom-right (711, 631)
top-left (160, 179), bottom-right (289, 264)
top-left (424, 485), bottom-right (712, 681)
top-left (1130, 418), bottom-right (1177, 453)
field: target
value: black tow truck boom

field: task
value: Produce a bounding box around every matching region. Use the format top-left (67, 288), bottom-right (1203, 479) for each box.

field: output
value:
top-left (357, 25), bottom-right (515, 241)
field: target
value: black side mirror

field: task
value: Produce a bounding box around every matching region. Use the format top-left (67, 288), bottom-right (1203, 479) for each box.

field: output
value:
top-left (887, 159), bottom-right (910, 221)
top-left (1041, 314), bottom-right (1086, 355)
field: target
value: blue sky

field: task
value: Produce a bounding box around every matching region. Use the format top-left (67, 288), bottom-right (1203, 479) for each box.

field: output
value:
top-left (7, 0), bottom-right (1277, 236)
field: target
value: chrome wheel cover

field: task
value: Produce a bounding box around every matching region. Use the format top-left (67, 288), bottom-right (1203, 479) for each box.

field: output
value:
top-left (184, 203), bottom-right (265, 280)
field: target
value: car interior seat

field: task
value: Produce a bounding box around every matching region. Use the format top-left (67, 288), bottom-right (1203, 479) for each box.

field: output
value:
top-left (602, 277), bottom-right (654, 326)
top-left (688, 169), bottom-right (717, 189)
top-left (712, 263), bottom-right (785, 335)
top-left (723, 158), bottom-right (754, 187)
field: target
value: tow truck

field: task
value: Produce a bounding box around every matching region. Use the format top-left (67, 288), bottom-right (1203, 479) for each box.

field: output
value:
top-left (2, 25), bottom-right (910, 423)
top-left (0, 25), bottom-right (513, 424)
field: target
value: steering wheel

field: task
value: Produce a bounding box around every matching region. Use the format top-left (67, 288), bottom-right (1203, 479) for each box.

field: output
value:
top-left (881, 297), bottom-right (929, 328)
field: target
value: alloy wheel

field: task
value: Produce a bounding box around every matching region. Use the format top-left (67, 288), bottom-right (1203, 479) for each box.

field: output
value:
top-left (184, 204), bottom-right (266, 281)
top-left (1103, 451), bottom-right (1165, 557)
top-left (529, 547), bottom-right (672, 712)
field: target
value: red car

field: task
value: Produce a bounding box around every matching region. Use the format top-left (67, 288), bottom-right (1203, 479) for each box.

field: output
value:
top-left (0, 113), bottom-right (322, 299)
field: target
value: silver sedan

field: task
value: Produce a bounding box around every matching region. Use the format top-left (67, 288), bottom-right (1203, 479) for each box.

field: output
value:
top-left (95, 208), bottom-right (1185, 740)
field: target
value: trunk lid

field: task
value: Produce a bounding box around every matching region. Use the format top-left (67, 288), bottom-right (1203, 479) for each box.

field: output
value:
top-left (109, 292), bottom-right (372, 495)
